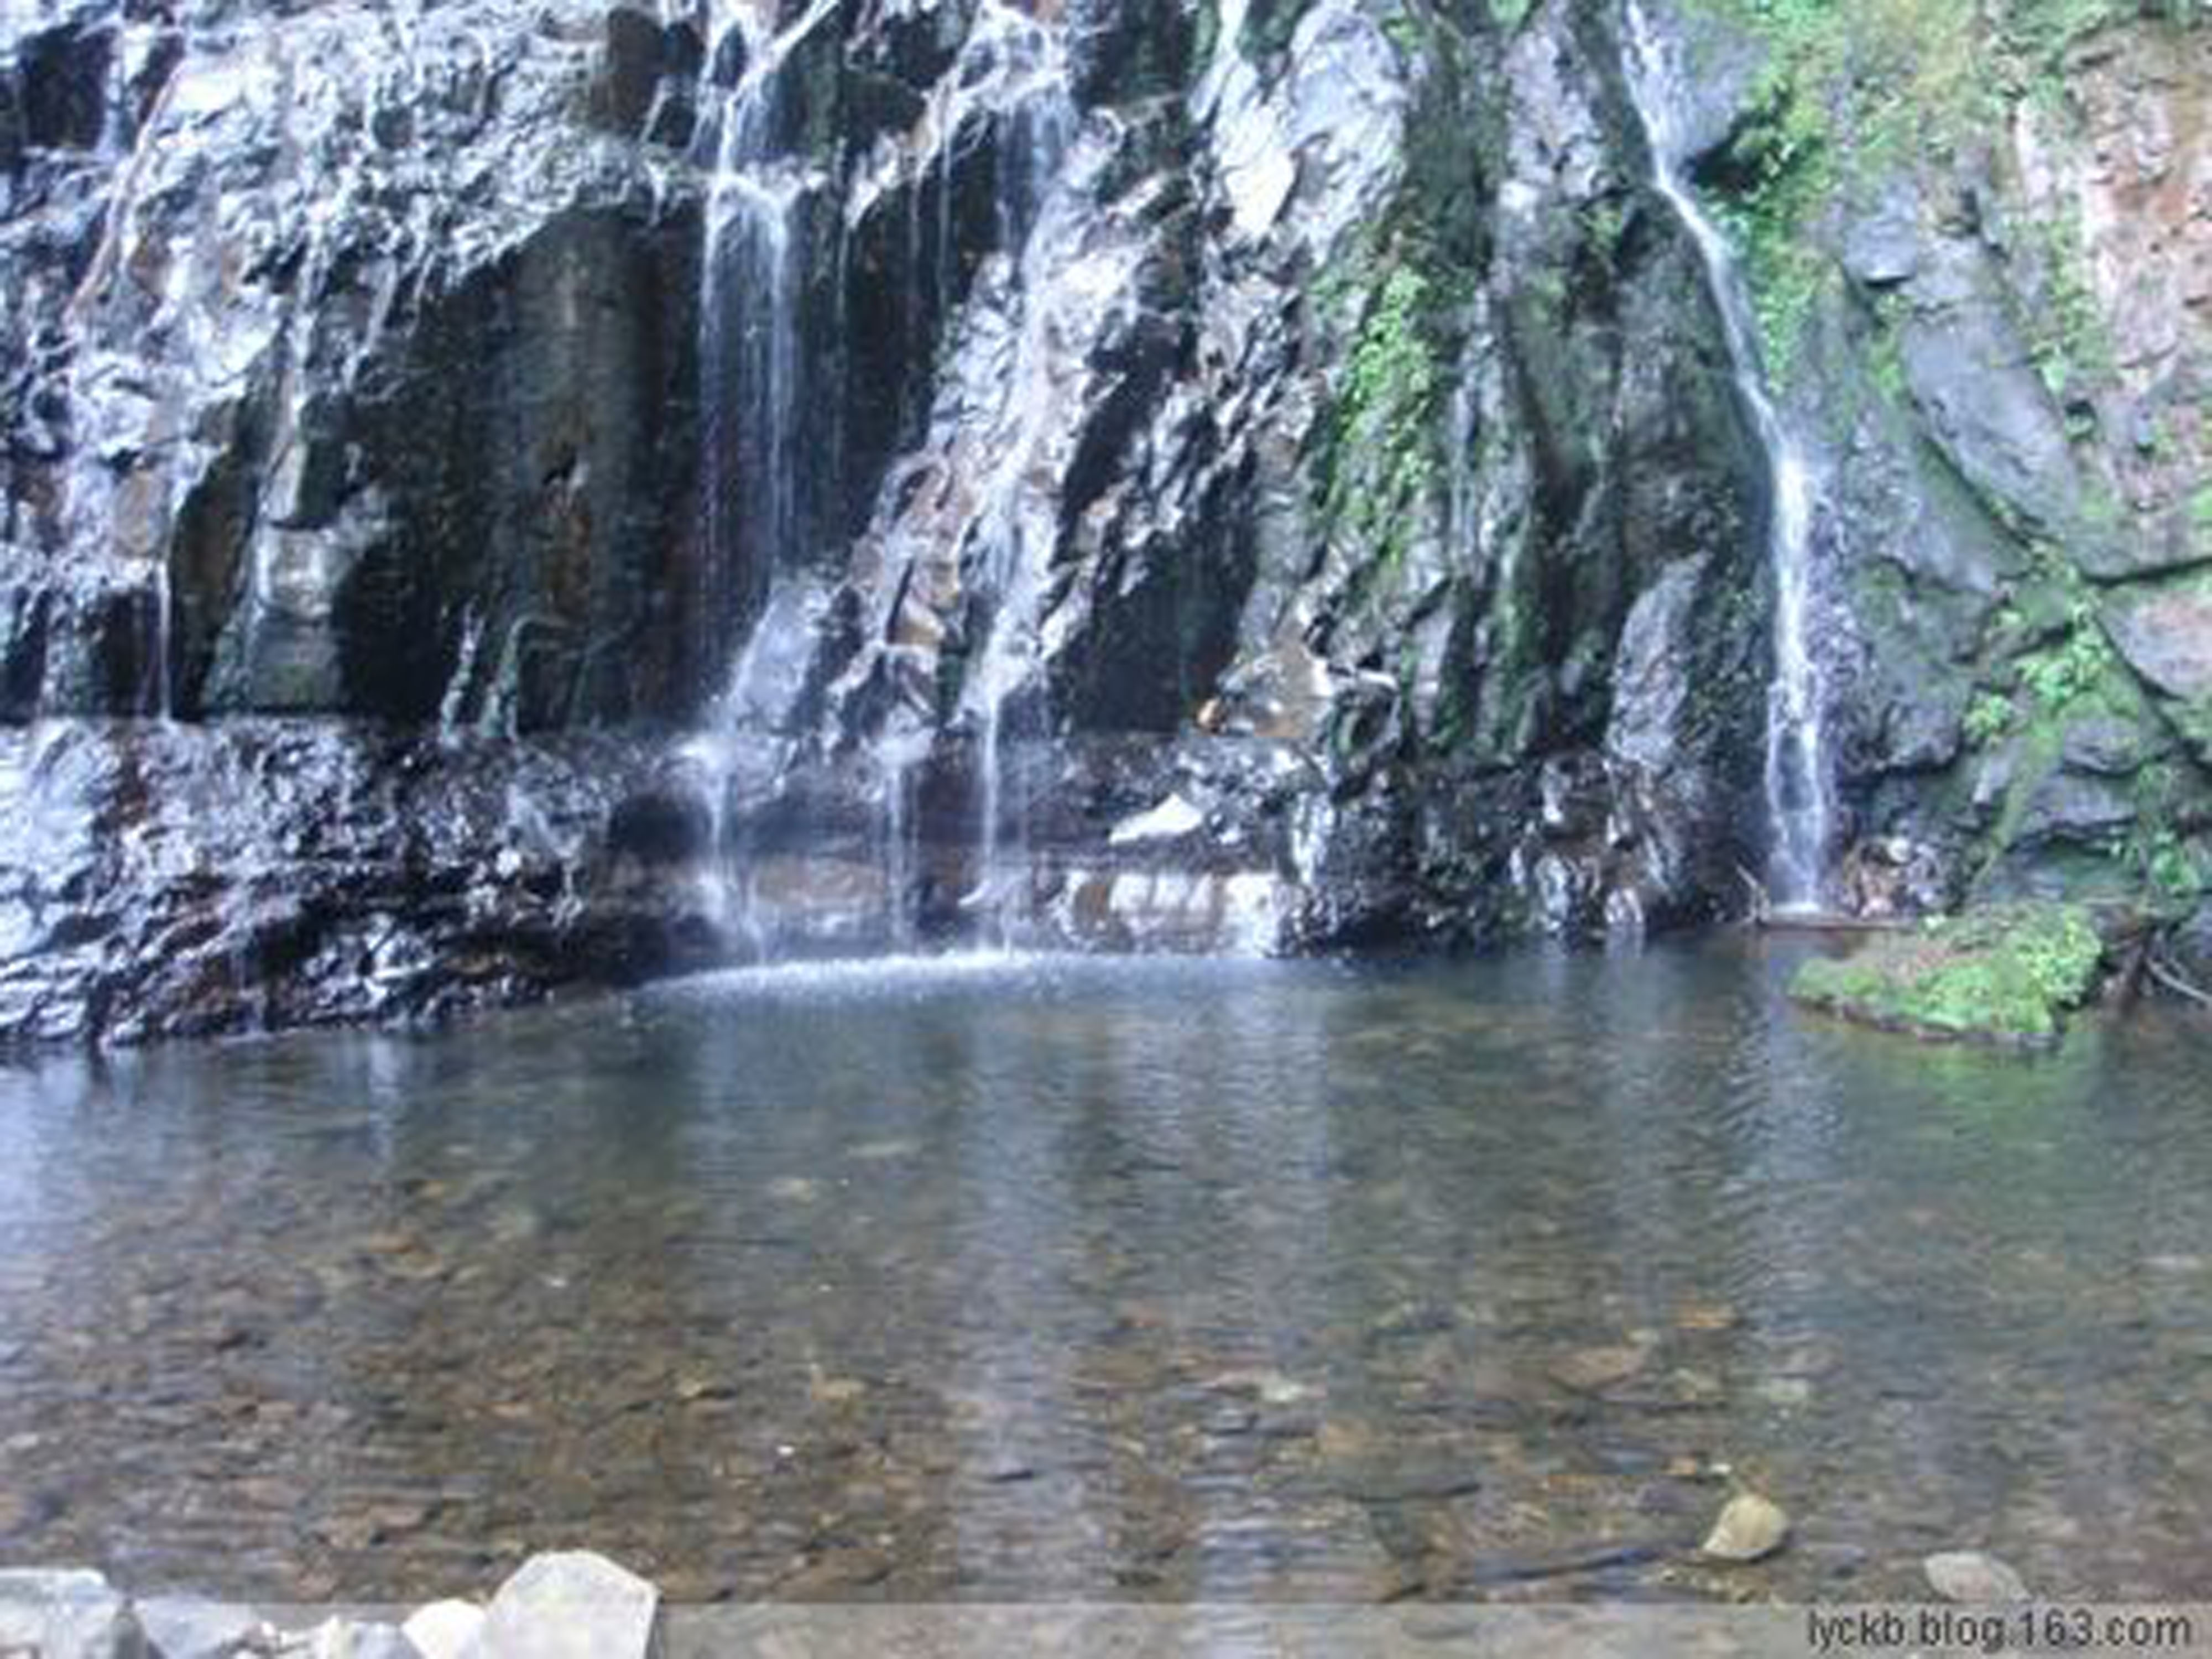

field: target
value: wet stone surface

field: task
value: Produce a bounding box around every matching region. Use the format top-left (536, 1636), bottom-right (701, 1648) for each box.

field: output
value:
top-left (0, 942), bottom-right (2209, 1603)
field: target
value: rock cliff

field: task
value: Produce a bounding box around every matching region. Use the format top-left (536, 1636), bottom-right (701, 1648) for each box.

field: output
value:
top-left (0, 0), bottom-right (2203, 1040)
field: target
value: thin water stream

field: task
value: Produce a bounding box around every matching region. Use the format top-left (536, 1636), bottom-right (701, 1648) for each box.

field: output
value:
top-left (1623, 1), bottom-right (1836, 911)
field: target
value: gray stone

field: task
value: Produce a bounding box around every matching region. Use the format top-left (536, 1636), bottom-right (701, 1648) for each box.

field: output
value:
top-left (1608, 557), bottom-right (1708, 773)
top-left (1548, 1342), bottom-right (1655, 1395)
top-left (135, 1595), bottom-right (268, 1658)
top-left (1899, 289), bottom-right (2082, 533)
top-left (2172, 901), bottom-right (2212, 984)
top-left (1634, 0), bottom-right (1769, 167)
top-left (0, 1569), bottom-right (143, 1659)
top-left (2062, 716), bottom-right (2161, 777)
top-left (1924, 1551), bottom-right (2031, 1604)
top-left (1842, 186), bottom-right (1923, 288)
top-left (2016, 771), bottom-right (2140, 844)
top-left (2106, 581), bottom-right (2212, 702)
top-left (468, 1553), bottom-right (659, 1659)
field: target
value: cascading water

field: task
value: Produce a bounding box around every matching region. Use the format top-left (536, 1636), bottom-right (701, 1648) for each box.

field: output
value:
top-left (695, 0), bottom-right (830, 686)
top-left (686, 2), bottom-right (1084, 957)
top-left (1621, 0), bottom-right (1835, 912)
top-left (686, 0), bottom-right (832, 948)
top-left (952, 9), bottom-right (1079, 944)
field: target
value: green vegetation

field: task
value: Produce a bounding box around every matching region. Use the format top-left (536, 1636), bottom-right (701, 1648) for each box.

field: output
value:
top-left (1952, 577), bottom-right (2188, 900)
top-left (2127, 762), bottom-right (2211, 901)
top-left (1682, 0), bottom-right (2187, 375)
top-left (1791, 902), bottom-right (2107, 1043)
top-left (2022, 209), bottom-right (2115, 412)
top-left (1961, 571), bottom-right (2128, 750)
top-left (2020, 598), bottom-right (2123, 715)
top-left (1964, 691), bottom-right (2015, 749)
top-left (1316, 255), bottom-right (1451, 581)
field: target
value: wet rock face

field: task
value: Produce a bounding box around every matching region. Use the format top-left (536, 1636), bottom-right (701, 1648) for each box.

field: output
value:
top-left (1692, 1), bottom-right (2212, 913)
top-left (0, 0), bottom-right (719, 1040)
top-left (1, 0), bottom-right (702, 729)
top-left (0, 0), bottom-right (1952, 1041)
top-left (0, 721), bottom-right (719, 1045)
top-left (688, 0), bottom-right (1771, 959)
top-left (0, 0), bottom-right (1785, 1040)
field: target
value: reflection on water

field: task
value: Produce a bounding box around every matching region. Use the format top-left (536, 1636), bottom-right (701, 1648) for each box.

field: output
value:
top-left (0, 937), bottom-right (2208, 1603)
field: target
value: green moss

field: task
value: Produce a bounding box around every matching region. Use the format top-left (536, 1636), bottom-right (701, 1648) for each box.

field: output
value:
top-left (1317, 257), bottom-right (1449, 583)
top-left (2022, 207), bottom-right (2115, 408)
top-left (1962, 573), bottom-right (2130, 770)
top-left (2018, 597), bottom-right (2123, 716)
top-left (1679, 0), bottom-right (2189, 377)
top-left (1964, 690), bottom-right (2014, 748)
top-left (1791, 902), bottom-right (2107, 1044)
top-left (2127, 762), bottom-right (2212, 904)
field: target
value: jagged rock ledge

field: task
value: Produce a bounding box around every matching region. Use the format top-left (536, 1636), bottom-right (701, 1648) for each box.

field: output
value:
top-left (0, 721), bottom-right (723, 1047)
top-left (1, 1551), bottom-right (659, 1659)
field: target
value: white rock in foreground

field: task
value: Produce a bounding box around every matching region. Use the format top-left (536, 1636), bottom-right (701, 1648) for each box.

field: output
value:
top-left (1700, 1494), bottom-right (1791, 1563)
top-left (466, 1552), bottom-right (658, 1659)
top-left (0, 1568), bottom-right (140, 1659)
top-left (135, 1594), bottom-right (269, 1658)
top-left (298, 1615), bottom-right (419, 1658)
top-left (1925, 1551), bottom-right (2031, 1604)
top-left (403, 1599), bottom-right (487, 1659)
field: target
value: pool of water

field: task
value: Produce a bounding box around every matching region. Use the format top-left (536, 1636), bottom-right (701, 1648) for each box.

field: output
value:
top-left (0, 935), bottom-right (2208, 1603)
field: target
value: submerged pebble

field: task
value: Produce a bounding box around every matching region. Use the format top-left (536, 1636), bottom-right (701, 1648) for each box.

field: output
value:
top-left (1701, 1494), bottom-right (1791, 1564)
top-left (1924, 1551), bottom-right (2031, 1604)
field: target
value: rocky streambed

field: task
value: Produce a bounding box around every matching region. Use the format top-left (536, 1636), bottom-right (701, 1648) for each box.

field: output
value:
top-left (1, 1551), bottom-right (657, 1658)
top-left (1, 949), bottom-right (2208, 1608)
top-left (0, 1537), bottom-right (2057, 1657)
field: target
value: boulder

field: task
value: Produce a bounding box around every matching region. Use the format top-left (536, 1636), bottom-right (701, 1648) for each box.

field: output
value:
top-left (400, 1600), bottom-right (485, 1659)
top-left (134, 1595), bottom-right (268, 1658)
top-left (2169, 901), bottom-right (2212, 985)
top-left (468, 1553), bottom-right (659, 1659)
top-left (1840, 181), bottom-right (1923, 289)
top-left (1791, 903), bottom-right (2107, 1045)
top-left (0, 1569), bottom-right (143, 1659)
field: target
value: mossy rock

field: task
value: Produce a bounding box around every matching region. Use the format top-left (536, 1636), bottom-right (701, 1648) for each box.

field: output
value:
top-left (1789, 903), bottom-right (2107, 1046)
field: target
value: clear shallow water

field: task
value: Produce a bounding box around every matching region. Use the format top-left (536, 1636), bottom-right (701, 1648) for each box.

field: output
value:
top-left (0, 937), bottom-right (2208, 1603)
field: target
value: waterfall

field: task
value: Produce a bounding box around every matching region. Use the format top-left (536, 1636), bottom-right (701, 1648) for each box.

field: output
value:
top-left (695, 0), bottom-right (830, 688)
top-left (955, 7), bottom-right (1078, 945)
top-left (687, 0), bottom-right (833, 952)
top-left (1621, 0), bottom-right (1835, 912)
top-left (684, 0), bottom-right (1081, 958)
